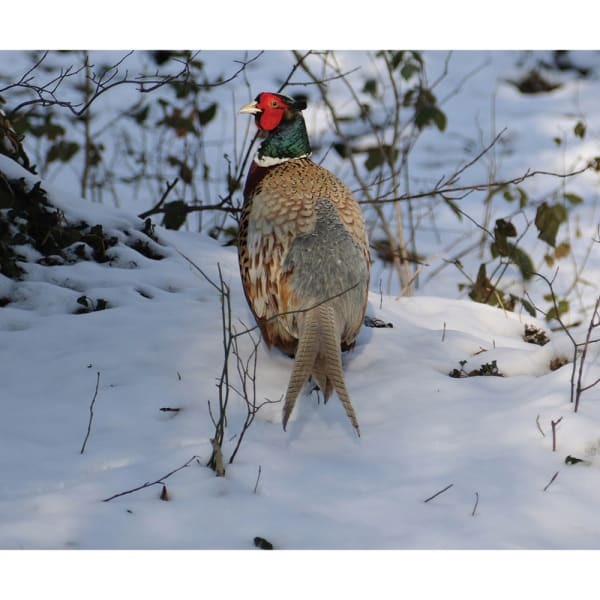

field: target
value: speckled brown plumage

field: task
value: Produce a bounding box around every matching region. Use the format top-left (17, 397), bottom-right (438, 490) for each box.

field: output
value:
top-left (238, 92), bottom-right (370, 434)
top-left (239, 158), bottom-right (369, 354)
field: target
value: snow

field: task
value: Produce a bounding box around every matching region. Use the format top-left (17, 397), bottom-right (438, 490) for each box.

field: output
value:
top-left (1, 160), bottom-right (598, 543)
top-left (1, 48), bottom-right (600, 598)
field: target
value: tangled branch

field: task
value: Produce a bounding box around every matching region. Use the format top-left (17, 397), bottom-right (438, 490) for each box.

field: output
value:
top-left (359, 160), bottom-right (599, 206)
top-left (2, 50), bottom-right (264, 119)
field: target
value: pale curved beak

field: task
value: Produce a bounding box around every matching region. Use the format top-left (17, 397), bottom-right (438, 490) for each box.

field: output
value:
top-left (239, 100), bottom-right (261, 115)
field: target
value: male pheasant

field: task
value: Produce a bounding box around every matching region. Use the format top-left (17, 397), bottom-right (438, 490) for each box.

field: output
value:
top-left (238, 92), bottom-right (370, 435)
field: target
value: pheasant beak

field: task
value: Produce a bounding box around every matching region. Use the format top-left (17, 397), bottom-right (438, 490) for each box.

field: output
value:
top-left (239, 100), bottom-right (261, 115)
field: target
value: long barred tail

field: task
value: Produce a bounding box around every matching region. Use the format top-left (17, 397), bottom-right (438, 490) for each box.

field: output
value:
top-left (281, 303), bottom-right (360, 436)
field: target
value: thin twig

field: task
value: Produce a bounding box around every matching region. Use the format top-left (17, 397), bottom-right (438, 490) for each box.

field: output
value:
top-left (176, 246), bottom-right (362, 341)
top-left (536, 415), bottom-right (545, 437)
top-left (102, 455), bottom-right (201, 502)
top-left (424, 483), bottom-right (453, 503)
top-left (359, 162), bottom-right (596, 206)
top-left (253, 465), bottom-right (262, 494)
top-left (543, 471), bottom-right (560, 492)
top-left (5, 50), bottom-right (263, 119)
top-left (533, 272), bottom-right (579, 406)
top-left (206, 265), bottom-right (232, 473)
top-left (575, 296), bottom-right (600, 412)
top-left (80, 371), bottom-right (100, 455)
top-left (231, 281), bottom-right (361, 340)
top-left (551, 417), bottom-right (563, 452)
top-left (447, 128), bottom-right (507, 185)
top-left (137, 177), bottom-right (179, 220)
top-left (471, 492), bottom-right (479, 517)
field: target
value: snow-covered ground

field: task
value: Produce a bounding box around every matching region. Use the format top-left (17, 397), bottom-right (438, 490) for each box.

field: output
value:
top-left (1, 44), bottom-right (600, 599)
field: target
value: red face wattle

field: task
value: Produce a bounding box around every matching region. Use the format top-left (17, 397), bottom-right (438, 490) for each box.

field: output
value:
top-left (255, 92), bottom-right (290, 131)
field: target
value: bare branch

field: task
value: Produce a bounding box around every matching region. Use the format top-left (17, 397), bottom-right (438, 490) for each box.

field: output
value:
top-left (574, 296), bottom-right (600, 411)
top-left (471, 491), bottom-right (479, 517)
top-left (80, 371), bottom-right (100, 455)
top-left (551, 417), bottom-right (563, 452)
top-left (359, 161), bottom-right (597, 206)
top-left (253, 465), bottom-right (262, 494)
top-left (543, 471), bottom-right (560, 492)
top-left (4, 50), bottom-right (262, 120)
top-left (137, 178), bottom-right (179, 220)
top-left (424, 483), bottom-right (453, 503)
top-left (102, 455), bottom-right (201, 502)
top-left (536, 414), bottom-right (546, 437)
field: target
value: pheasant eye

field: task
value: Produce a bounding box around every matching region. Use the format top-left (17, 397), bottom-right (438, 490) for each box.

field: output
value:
top-left (270, 100), bottom-right (279, 108)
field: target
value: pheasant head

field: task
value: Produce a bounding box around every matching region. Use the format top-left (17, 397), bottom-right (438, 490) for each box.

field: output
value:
top-left (240, 92), bottom-right (311, 165)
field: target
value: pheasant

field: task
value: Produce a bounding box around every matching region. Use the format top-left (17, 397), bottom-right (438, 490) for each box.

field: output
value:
top-left (238, 92), bottom-right (370, 435)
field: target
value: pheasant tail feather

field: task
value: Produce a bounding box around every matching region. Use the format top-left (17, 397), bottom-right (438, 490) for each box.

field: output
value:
top-left (282, 304), bottom-right (360, 436)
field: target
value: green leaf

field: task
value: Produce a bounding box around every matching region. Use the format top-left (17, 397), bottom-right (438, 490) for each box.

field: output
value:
top-left (410, 51), bottom-right (424, 66)
top-left (546, 299), bottom-right (569, 322)
top-left (362, 78), bottom-right (378, 97)
top-left (517, 187), bottom-right (528, 209)
top-left (46, 140), bottom-right (80, 163)
top-left (492, 218), bottom-right (517, 257)
top-left (364, 145), bottom-right (398, 171)
top-left (364, 148), bottom-right (384, 171)
top-left (129, 105), bottom-right (150, 125)
top-left (388, 51), bottom-right (404, 70)
top-left (158, 109), bottom-right (197, 136)
top-left (432, 107), bottom-right (447, 132)
top-left (333, 142), bottom-right (352, 159)
top-left (198, 103), bottom-right (217, 126)
top-left (402, 89), bottom-right (415, 107)
top-left (161, 200), bottom-right (188, 230)
top-left (179, 162), bottom-right (192, 184)
top-left (413, 88), bottom-right (446, 131)
top-left (29, 121), bottom-right (65, 140)
top-left (495, 218), bottom-right (517, 238)
top-left (510, 245), bottom-right (535, 280)
top-left (169, 79), bottom-right (200, 99)
top-left (563, 192), bottom-right (583, 205)
top-left (535, 202), bottom-right (567, 247)
top-left (443, 197), bottom-right (463, 220)
top-left (167, 155), bottom-right (193, 183)
top-left (574, 121), bottom-right (586, 139)
top-left (400, 62), bottom-right (419, 81)
top-left (520, 297), bottom-right (537, 317)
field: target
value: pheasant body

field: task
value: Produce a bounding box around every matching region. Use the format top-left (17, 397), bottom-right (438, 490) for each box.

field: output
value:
top-left (238, 93), bottom-right (370, 434)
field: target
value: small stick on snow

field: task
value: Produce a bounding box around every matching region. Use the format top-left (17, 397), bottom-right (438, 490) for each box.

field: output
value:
top-left (471, 492), bottom-right (479, 516)
top-left (424, 483), bottom-right (453, 503)
top-left (253, 465), bottom-right (262, 494)
top-left (441, 321), bottom-right (447, 342)
top-left (101, 455), bottom-right (201, 502)
top-left (543, 470), bottom-right (560, 492)
top-left (80, 371), bottom-right (100, 455)
top-left (551, 417), bottom-right (563, 452)
top-left (536, 414), bottom-right (545, 437)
